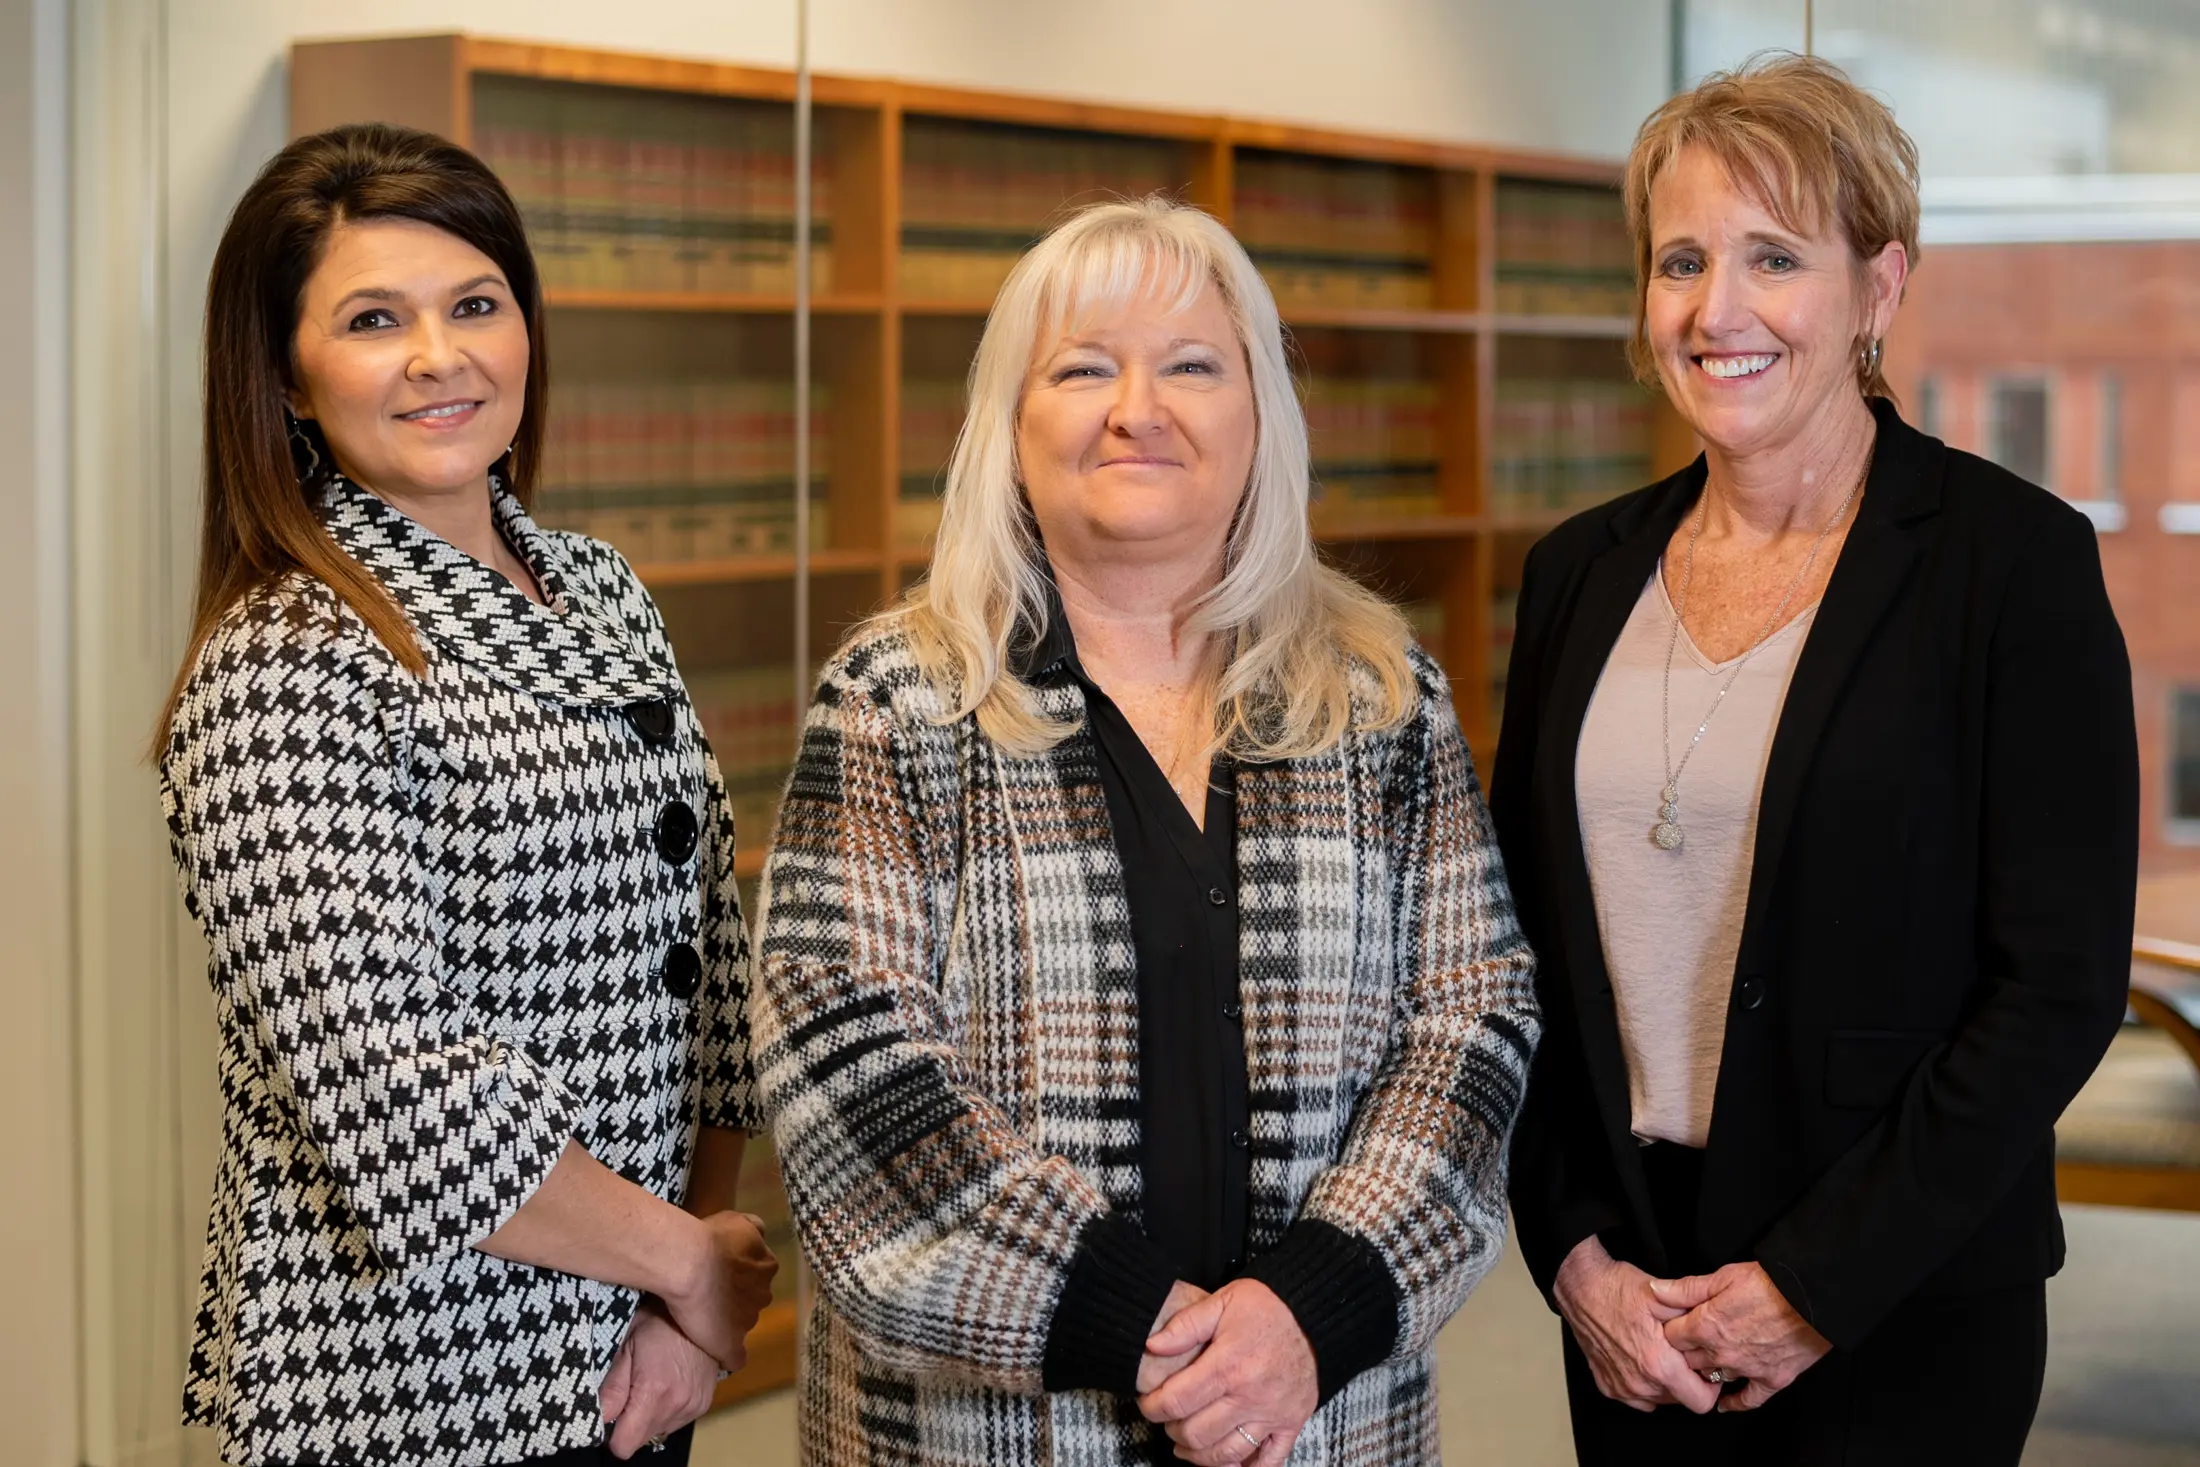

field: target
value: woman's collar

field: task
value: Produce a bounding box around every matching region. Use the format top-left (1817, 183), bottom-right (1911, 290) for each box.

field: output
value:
top-left (317, 472), bottom-right (679, 707)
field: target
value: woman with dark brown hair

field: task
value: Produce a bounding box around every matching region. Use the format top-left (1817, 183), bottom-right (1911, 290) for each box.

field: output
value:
top-left (159, 122), bottom-right (775, 1467)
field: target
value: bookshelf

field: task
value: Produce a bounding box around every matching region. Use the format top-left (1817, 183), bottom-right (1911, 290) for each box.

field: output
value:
top-left (289, 32), bottom-right (1700, 1406)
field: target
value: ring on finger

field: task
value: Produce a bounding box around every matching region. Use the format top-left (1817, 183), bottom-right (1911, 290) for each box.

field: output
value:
top-left (1703, 1367), bottom-right (1732, 1383)
top-left (1236, 1423), bottom-right (1263, 1450)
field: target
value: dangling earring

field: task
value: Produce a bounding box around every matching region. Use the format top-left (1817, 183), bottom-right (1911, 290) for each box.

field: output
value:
top-left (286, 412), bottom-right (324, 484)
top-left (1858, 336), bottom-right (1884, 388)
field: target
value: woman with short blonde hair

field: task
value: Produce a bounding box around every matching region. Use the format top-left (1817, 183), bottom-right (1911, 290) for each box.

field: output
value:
top-left (1495, 53), bottom-right (2136, 1463)
top-left (752, 197), bottom-right (1540, 1465)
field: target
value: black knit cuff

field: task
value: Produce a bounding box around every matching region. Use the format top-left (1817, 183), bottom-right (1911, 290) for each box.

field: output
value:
top-left (1041, 1213), bottom-right (1180, 1395)
top-left (1241, 1219), bottom-right (1402, 1407)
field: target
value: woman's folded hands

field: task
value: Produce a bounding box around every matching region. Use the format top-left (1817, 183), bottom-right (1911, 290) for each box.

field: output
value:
top-left (1654, 1263), bottom-right (1831, 1414)
top-left (599, 1300), bottom-right (723, 1459)
top-left (1553, 1235), bottom-right (1721, 1415)
top-left (1138, 1281), bottom-right (1214, 1395)
top-left (1554, 1237), bottom-right (1833, 1417)
top-left (660, 1209), bottom-right (780, 1372)
top-left (599, 1210), bottom-right (779, 1458)
top-left (1138, 1280), bottom-right (1319, 1466)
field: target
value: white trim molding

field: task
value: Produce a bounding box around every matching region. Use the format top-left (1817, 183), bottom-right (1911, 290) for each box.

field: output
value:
top-left (2160, 503), bottom-right (2200, 535)
top-left (2066, 499), bottom-right (2128, 533)
top-left (0, 1), bottom-right (83, 1464)
top-left (71, 3), bottom-right (221, 1465)
top-left (1922, 174), bottom-right (2200, 246)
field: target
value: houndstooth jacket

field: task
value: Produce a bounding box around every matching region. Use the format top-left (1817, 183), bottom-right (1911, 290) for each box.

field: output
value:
top-left (753, 619), bottom-right (1540, 1466)
top-left (160, 475), bottom-right (759, 1467)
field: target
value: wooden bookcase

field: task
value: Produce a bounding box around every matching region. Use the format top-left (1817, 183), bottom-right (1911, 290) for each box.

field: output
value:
top-left (289, 31), bottom-right (1697, 1407)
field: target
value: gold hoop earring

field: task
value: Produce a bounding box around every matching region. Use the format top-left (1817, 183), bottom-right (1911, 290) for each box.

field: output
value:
top-left (1858, 337), bottom-right (1884, 385)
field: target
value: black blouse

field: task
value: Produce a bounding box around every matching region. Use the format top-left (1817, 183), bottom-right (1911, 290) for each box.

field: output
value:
top-left (1025, 607), bottom-right (1252, 1291)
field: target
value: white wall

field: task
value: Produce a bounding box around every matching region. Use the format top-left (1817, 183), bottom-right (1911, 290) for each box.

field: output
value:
top-left (203, 0), bottom-right (1672, 195)
top-left (70, 3), bottom-right (224, 1461)
top-left (59, 4), bottom-right (1674, 1463)
top-left (0, 1), bottom-right (81, 1462)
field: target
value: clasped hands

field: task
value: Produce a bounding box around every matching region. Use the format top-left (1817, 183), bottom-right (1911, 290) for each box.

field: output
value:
top-left (1135, 1279), bottom-right (1319, 1465)
top-left (1553, 1236), bottom-right (1830, 1416)
top-left (597, 1210), bottom-right (779, 1459)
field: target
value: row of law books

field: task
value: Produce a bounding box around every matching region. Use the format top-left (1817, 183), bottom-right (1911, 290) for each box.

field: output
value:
top-left (1307, 376), bottom-right (1443, 520)
top-left (1493, 179), bottom-right (1634, 317)
top-left (1489, 378), bottom-right (1654, 519)
top-left (474, 79), bottom-right (834, 297)
top-left (687, 665), bottom-right (801, 856)
top-left (535, 379), bottom-right (833, 563)
top-left (1237, 152), bottom-right (1437, 312)
top-left (897, 378), bottom-right (964, 546)
top-left (901, 117), bottom-right (1187, 302)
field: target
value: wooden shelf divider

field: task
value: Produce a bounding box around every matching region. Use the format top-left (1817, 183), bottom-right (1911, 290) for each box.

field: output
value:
top-left (1313, 513), bottom-right (1480, 545)
top-left (1284, 306), bottom-right (1482, 334)
top-left (635, 548), bottom-right (884, 590)
top-left (547, 289), bottom-right (888, 316)
top-left (1489, 312), bottom-right (1637, 340)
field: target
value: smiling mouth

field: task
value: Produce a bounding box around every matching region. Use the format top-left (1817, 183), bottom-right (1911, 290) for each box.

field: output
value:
top-left (399, 400), bottom-right (482, 422)
top-left (1099, 456), bottom-right (1182, 468)
top-left (1697, 354), bottom-right (1778, 381)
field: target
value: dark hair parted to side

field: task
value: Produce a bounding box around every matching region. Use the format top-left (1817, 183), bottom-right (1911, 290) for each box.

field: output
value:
top-left (155, 121), bottom-right (548, 751)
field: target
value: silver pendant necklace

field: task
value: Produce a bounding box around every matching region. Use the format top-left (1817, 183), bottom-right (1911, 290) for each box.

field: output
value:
top-left (1653, 444), bottom-right (1872, 852)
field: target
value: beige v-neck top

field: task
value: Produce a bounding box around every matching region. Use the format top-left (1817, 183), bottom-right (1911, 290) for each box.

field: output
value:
top-left (1575, 568), bottom-right (1817, 1148)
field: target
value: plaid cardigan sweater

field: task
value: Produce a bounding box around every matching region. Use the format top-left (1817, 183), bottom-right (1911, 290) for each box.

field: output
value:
top-left (752, 621), bottom-right (1539, 1465)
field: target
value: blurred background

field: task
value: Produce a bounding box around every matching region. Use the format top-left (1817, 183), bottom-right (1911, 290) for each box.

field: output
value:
top-left (2, 1), bottom-right (2196, 1463)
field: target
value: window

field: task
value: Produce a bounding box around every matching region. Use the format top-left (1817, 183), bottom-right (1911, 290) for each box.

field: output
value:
top-left (2099, 374), bottom-right (2123, 505)
top-left (1917, 375), bottom-right (1941, 439)
top-left (1988, 378), bottom-right (2051, 487)
top-left (2175, 691), bottom-right (2200, 843)
top-left (2059, 374), bottom-right (2125, 530)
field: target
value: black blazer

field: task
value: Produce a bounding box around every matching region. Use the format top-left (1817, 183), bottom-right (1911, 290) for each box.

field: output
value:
top-left (1492, 398), bottom-right (2139, 1351)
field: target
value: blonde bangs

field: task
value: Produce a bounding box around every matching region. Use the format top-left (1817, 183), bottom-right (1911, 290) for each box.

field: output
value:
top-left (887, 196), bottom-right (1421, 763)
top-left (1034, 219), bottom-right (1214, 343)
top-left (1623, 52), bottom-right (1921, 397)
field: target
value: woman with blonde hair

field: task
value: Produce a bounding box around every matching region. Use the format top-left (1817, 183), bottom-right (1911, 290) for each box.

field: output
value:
top-left (1493, 54), bottom-right (2136, 1462)
top-left (751, 196), bottom-right (1539, 1465)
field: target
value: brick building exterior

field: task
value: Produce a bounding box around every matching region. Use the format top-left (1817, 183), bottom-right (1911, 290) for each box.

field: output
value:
top-left (1889, 236), bottom-right (2200, 875)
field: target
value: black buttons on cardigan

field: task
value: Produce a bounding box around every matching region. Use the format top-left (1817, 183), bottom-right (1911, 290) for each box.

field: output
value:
top-left (1229, 1128), bottom-right (1250, 1150)
top-left (656, 801), bottom-right (699, 864)
top-left (1207, 886), bottom-right (1228, 907)
top-left (1737, 975), bottom-right (1766, 1011)
top-left (1222, 999), bottom-right (1243, 1022)
top-left (661, 943), bottom-right (701, 1000)
top-left (624, 698), bottom-right (677, 746)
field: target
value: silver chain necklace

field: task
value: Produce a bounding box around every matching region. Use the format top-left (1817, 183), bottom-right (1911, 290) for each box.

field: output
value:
top-left (1651, 446), bottom-right (1872, 852)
